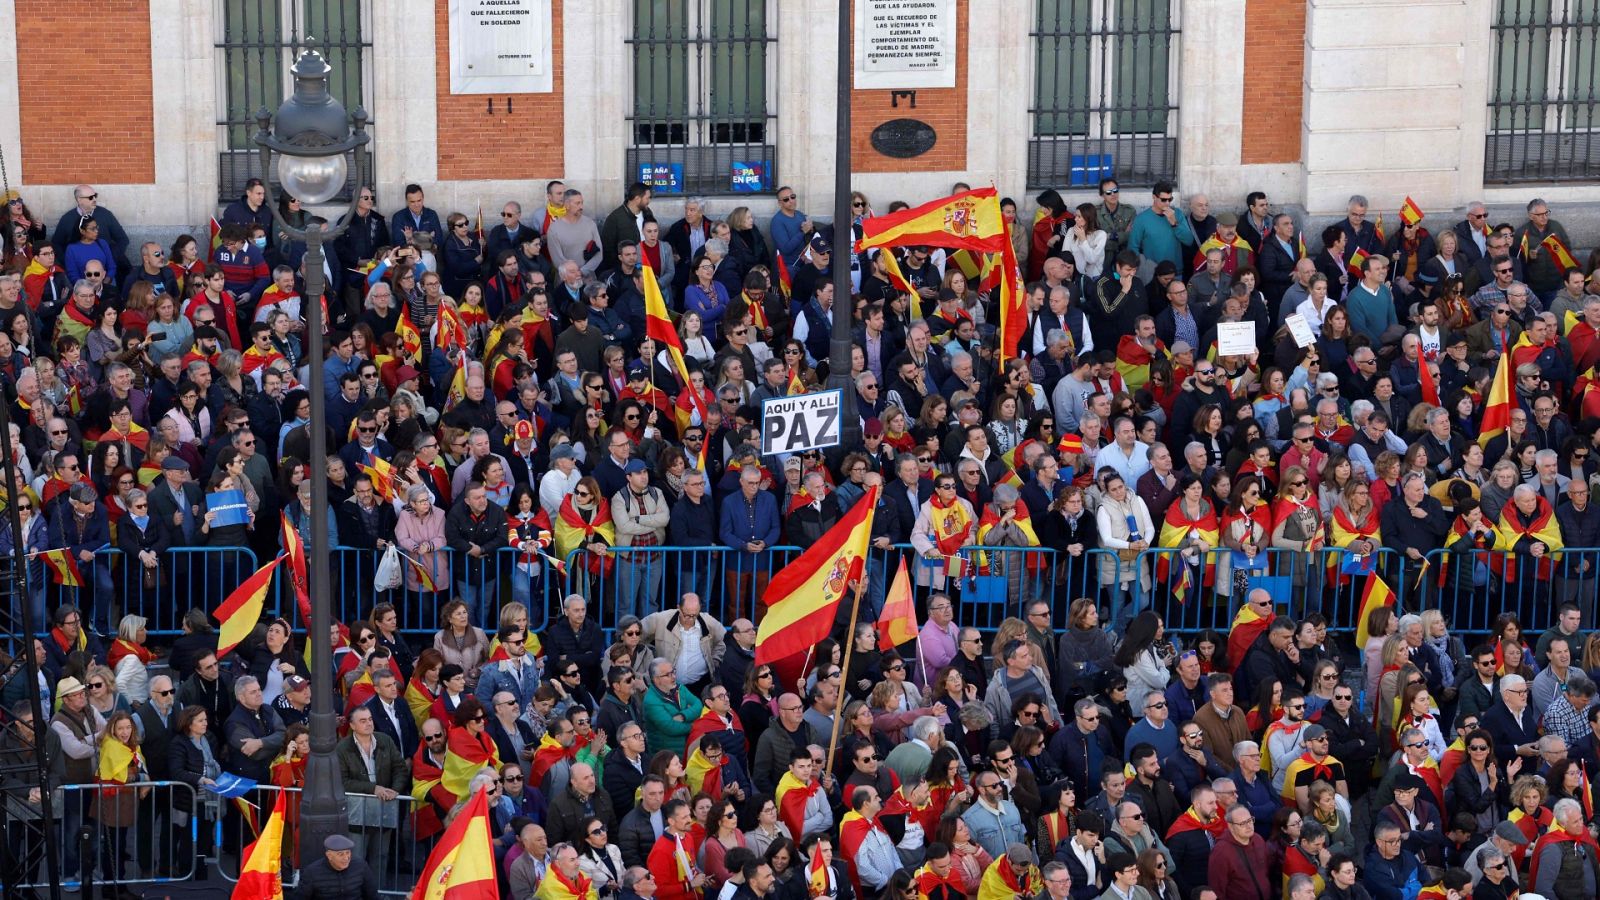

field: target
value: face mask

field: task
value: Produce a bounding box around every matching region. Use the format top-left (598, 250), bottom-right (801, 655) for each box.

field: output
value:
top-left (253, 237), bottom-right (267, 249)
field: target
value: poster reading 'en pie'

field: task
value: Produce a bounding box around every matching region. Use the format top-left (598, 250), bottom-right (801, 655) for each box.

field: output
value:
top-left (855, 0), bottom-right (957, 90)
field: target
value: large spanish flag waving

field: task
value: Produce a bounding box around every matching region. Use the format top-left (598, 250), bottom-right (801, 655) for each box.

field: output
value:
top-left (215, 554), bottom-right (286, 659)
top-left (38, 548), bottom-right (83, 587)
top-left (279, 512), bottom-right (311, 624)
top-left (232, 789), bottom-right (288, 899)
top-left (413, 785), bottom-right (498, 900)
top-left (755, 485), bottom-right (880, 665)
top-left (644, 261), bottom-right (711, 470)
top-left (857, 188), bottom-right (1007, 254)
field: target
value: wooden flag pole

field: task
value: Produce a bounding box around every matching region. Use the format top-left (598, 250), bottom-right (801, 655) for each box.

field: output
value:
top-left (825, 575), bottom-right (870, 777)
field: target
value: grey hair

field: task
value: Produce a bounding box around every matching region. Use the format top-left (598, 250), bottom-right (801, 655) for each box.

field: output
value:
top-left (1046, 328), bottom-right (1069, 347)
top-left (1041, 862), bottom-right (1067, 880)
top-left (1287, 875), bottom-right (1315, 895)
top-left (622, 868), bottom-right (653, 891)
top-left (686, 197), bottom-right (708, 212)
top-left (1210, 777), bottom-right (1235, 793)
top-left (72, 278), bottom-right (95, 295)
top-left (1479, 846), bottom-right (1506, 867)
top-left (405, 484), bottom-right (432, 504)
top-left (1399, 471), bottom-right (1428, 490)
top-left (1566, 673), bottom-right (1596, 699)
top-left (233, 676), bottom-right (260, 698)
top-left (911, 715), bottom-right (942, 742)
top-left (1373, 820), bottom-right (1401, 838)
top-left (650, 657), bottom-right (673, 678)
top-left (1553, 797), bottom-right (1582, 820)
top-left (1528, 197), bottom-right (1548, 212)
top-left (1500, 673), bottom-right (1528, 693)
top-left (468, 767), bottom-right (500, 796)
top-left (1399, 727), bottom-right (1424, 745)
top-left (1513, 484), bottom-right (1538, 501)
top-left (1398, 613), bottom-right (1421, 632)
top-left (1539, 734), bottom-right (1568, 753)
top-left (1425, 407), bottom-right (1448, 425)
top-left (1350, 400), bottom-right (1374, 419)
top-left (1535, 449), bottom-right (1558, 465)
top-left (993, 484), bottom-right (1020, 504)
top-left (1232, 740), bottom-right (1259, 760)
top-left (1348, 195), bottom-right (1368, 208)
top-left (124, 488), bottom-right (148, 509)
top-left (704, 238), bottom-right (729, 257)
top-left (1074, 698), bottom-right (1099, 718)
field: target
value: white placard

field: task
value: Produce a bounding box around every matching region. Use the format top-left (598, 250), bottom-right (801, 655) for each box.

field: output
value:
top-left (449, 0), bottom-right (554, 95)
top-left (761, 390), bottom-right (843, 456)
top-left (1284, 313), bottom-right (1315, 349)
top-left (855, 0), bottom-right (957, 90)
top-left (1216, 322), bottom-right (1256, 358)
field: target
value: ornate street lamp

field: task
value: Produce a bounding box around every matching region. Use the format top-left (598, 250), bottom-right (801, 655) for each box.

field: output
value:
top-left (252, 43), bottom-right (369, 865)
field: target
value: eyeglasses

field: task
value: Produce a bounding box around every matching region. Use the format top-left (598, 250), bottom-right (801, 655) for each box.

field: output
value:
top-left (1468, 744), bottom-right (1490, 751)
top-left (779, 194), bottom-right (796, 202)
top-left (589, 826), bottom-right (608, 835)
top-left (858, 754), bottom-right (880, 763)
top-left (1496, 267), bottom-right (1513, 275)
top-left (1146, 701), bottom-right (1167, 710)
top-left (1156, 195), bottom-right (1174, 202)
top-left (1102, 188), bottom-right (1119, 195)
top-left (852, 201), bottom-right (865, 208)
top-left (505, 774), bottom-right (524, 782)
top-left (1122, 811), bottom-right (1145, 821)
top-left (89, 682), bottom-right (105, 690)
top-left (154, 689), bottom-right (174, 697)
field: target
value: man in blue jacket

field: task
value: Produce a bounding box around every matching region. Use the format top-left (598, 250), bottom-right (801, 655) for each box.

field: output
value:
top-left (1049, 697), bottom-right (1119, 792)
top-left (1364, 821), bottom-right (1420, 900)
top-left (719, 465), bottom-right (779, 622)
top-left (53, 483), bottom-right (115, 633)
top-left (390, 183), bottom-right (443, 247)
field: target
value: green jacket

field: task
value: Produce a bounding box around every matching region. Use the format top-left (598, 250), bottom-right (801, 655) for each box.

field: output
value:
top-left (642, 684), bottom-right (704, 756)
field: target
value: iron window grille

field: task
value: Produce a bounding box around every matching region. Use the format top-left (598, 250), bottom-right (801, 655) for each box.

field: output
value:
top-left (1486, 0), bottom-right (1600, 183)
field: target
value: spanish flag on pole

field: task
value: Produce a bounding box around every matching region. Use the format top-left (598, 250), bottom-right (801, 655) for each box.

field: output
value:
top-left (875, 557), bottom-right (918, 650)
top-left (1477, 350), bottom-right (1515, 448)
top-left (1418, 354), bottom-right (1440, 407)
top-left (1399, 196), bottom-right (1425, 227)
top-left (412, 786), bottom-right (498, 900)
top-left (1355, 570), bottom-right (1397, 648)
top-left (1542, 233), bottom-right (1580, 271)
top-left (644, 262), bottom-right (710, 471)
top-left (1346, 246), bottom-right (1370, 278)
top-left (214, 554), bottom-right (286, 659)
top-left (38, 548), bottom-right (83, 587)
top-left (279, 512), bottom-right (311, 624)
top-left (754, 485), bottom-right (880, 665)
top-left (231, 790), bottom-right (288, 899)
top-left (877, 247), bottom-right (919, 320)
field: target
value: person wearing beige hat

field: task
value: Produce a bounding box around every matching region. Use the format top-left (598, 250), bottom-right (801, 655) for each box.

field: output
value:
top-left (51, 674), bottom-right (105, 884)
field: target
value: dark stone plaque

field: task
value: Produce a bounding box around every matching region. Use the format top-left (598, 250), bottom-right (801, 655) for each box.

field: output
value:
top-left (870, 118), bottom-right (938, 159)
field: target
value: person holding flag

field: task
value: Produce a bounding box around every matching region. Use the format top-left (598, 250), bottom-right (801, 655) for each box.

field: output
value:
top-left (1513, 199), bottom-right (1573, 305)
top-left (649, 797), bottom-right (711, 900)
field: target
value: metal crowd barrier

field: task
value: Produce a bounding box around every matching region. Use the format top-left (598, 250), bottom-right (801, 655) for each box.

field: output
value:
top-left (214, 785), bottom-right (434, 897)
top-left (1419, 546), bottom-right (1600, 634)
top-left (13, 780), bottom-right (198, 893)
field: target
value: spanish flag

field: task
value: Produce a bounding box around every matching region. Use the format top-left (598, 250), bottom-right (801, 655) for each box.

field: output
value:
top-left (209, 216), bottom-right (223, 253)
top-left (1355, 571), bottom-right (1397, 648)
top-left (1346, 246), bottom-right (1370, 278)
top-left (996, 219), bottom-right (1028, 363)
top-left (413, 786), bottom-right (499, 900)
top-left (1543, 232), bottom-right (1580, 271)
top-left (1477, 350), bottom-right (1514, 448)
top-left (787, 367), bottom-right (805, 396)
top-left (808, 847), bottom-right (831, 898)
top-left (875, 557), bottom-right (918, 650)
top-left (528, 731), bottom-right (576, 790)
top-left (38, 548), bottom-right (83, 587)
top-left (1114, 335), bottom-right (1168, 392)
top-left (1156, 502), bottom-right (1219, 586)
top-left (1226, 601), bottom-right (1274, 673)
top-left (754, 485), bottom-right (880, 665)
top-left (1492, 494), bottom-right (1563, 582)
top-left (396, 307), bottom-right (423, 363)
top-left (279, 512), bottom-right (311, 624)
top-left (857, 188), bottom-right (1007, 254)
top-left (1418, 354), bottom-right (1440, 407)
top-left (774, 770), bottom-right (820, 841)
top-left (1278, 750), bottom-right (1342, 801)
top-left (774, 253), bottom-right (793, 303)
top-left (361, 453), bottom-right (396, 502)
top-left (1399, 196), bottom-right (1425, 227)
top-left (440, 727), bottom-right (501, 805)
top-left (976, 852), bottom-right (1037, 900)
top-left (644, 261), bottom-right (710, 470)
top-left (231, 790), bottom-right (288, 899)
top-left (553, 496), bottom-right (617, 565)
top-left (409, 555), bottom-right (442, 593)
top-left (537, 860), bottom-right (598, 900)
top-left (685, 745), bottom-right (727, 799)
top-left (214, 554), bottom-right (286, 659)
top-left (878, 247), bottom-right (919, 319)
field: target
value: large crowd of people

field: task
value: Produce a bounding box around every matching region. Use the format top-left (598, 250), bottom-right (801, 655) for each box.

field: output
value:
top-left (1, 175), bottom-right (1600, 900)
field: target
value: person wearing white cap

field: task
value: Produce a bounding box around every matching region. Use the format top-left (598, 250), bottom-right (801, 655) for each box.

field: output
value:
top-left (50, 675), bottom-right (104, 884)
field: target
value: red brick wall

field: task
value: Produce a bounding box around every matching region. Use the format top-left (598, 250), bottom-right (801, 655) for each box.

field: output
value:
top-left (850, 0), bottom-right (968, 173)
top-left (1240, 0), bottom-right (1304, 164)
top-left (434, 0), bottom-right (565, 181)
top-left (16, 0), bottom-right (156, 184)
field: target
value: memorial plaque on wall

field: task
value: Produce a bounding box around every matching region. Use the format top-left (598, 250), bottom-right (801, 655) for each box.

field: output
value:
top-left (449, 0), bottom-right (555, 94)
top-left (854, 0), bottom-right (957, 90)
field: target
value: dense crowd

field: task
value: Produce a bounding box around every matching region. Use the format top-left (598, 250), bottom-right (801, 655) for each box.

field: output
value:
top-left (2, 176), bottom-right (1600, 900)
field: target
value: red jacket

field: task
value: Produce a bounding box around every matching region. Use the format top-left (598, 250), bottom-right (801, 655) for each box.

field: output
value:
top-left (647, 832), bottom-right (703, 900)
top-left (1206, 833), bottom-right (1274, 900)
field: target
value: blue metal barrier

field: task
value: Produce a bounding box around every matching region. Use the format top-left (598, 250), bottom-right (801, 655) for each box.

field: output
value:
top-left (1419, 546), bottom-right (1597, 634)
top-left (22, 781), bottom-right (198, 892)
top-left (564, 544), bottom-right (803, 629)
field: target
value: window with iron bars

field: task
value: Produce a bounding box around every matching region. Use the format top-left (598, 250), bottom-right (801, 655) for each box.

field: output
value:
top-left (1028, 0), bottom-right (1181, 190)
top-left (1486, 0), bottom-right (1600, 183)
top-left (215, 0), bottom-right (373, 203)
top-left (627, 0), bottom-right (779, 196)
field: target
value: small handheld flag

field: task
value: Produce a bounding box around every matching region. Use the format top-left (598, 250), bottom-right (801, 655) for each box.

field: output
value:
top-left (1399, 196), bottom-right (1425, 227)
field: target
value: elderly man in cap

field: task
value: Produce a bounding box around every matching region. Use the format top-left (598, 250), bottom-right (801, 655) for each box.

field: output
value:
top-left (540, 442), bottom-right (582, 518)
top-left (296, 833), bottom-right (379, 898)
top-left (1466, 821), bottom-right (1530, 888)
top-left (273, 674), bottom-right (313, 727)
top-left (612, 457), bottom-right (670, 619)
top-left (51, 675), bottom-right (104, 883)
top-left (56, 481), bottom-right (114, 631)
top-left (148, 453), bottom-right (204, 545)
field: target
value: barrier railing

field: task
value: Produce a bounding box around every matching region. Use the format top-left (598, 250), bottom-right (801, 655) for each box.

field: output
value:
top-left (563, 544), bottom-right (805, 630)
top-left (214, 784), bottom-right (439, 897)
top-left (14, 780), bottom-right (198, 892)
top-left (1418, 546), bottom-right (1600, 633)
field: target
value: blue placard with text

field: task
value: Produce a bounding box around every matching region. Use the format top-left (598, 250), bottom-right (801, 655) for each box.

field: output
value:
top-left (206, 490), bottom-right (250, 528)
top-left (731, 161), bottom-right (768, 192)
top-left (638, 163), bottom-right (684, 194)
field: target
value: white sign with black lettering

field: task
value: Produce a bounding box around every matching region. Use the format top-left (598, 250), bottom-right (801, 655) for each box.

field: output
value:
top-left (855, 0), bottom-right (957, 90)
top-left (449, 0), bottom-right (554, 95)
top-left (761, 390), bottom-right (843, 456)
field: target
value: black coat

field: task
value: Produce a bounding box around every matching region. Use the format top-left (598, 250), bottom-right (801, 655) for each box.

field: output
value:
top-left (166, 733), bottom-right (218, 814)
top-left (544, 617), bottom-right (607, 692)
top-left (1380, 495), bottom-right (1450, 558)
top-left (1479, 701), bottom-right (1541, 765)
top-left (1320, 708), bottom-right (1380, 773)
top-left (605, 751), bottom-right (647, 818)
top-left (366, 695), bottom-right (421, 760)
top-left (292, 855), bottom-right (379, 900)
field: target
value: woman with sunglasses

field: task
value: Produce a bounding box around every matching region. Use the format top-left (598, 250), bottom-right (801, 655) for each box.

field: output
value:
top-left (575, 813), bottom-right (625, 897)
top-left (1450, 727), bottom-right (1514, 834)
top-left (0, 490), bottom-right (47, 627)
